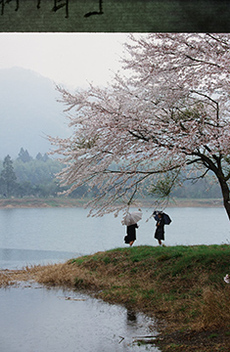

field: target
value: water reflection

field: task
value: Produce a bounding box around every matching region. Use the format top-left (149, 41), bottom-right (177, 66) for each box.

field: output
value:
top-left (126, 309), bottom-right (137, 325)
top-left (0, 284), bottom-right (160, 352)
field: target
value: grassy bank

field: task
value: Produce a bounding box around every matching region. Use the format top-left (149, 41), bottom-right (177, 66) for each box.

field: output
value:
top-left (1, 245), bottom-right (230, 351)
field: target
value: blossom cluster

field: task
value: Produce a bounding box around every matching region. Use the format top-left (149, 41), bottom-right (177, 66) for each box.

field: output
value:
top-left (50, 33), bottom-right (230, 216)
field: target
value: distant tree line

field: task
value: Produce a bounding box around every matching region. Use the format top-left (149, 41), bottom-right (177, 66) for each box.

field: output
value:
top-left (0, 149), bottom-right (62, 198)
top-left (0, 148), bottom-right (221, 199)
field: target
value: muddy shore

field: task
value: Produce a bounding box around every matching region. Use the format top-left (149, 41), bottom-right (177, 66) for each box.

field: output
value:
top-left (0, 197), bottom-right (223, 209)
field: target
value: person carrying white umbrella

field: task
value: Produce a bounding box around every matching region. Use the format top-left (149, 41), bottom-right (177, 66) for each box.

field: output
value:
top-left (122, 210), bottom-right (142, 246)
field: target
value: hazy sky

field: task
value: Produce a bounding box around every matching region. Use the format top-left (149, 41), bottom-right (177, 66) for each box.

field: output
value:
top-left (0, 33), bottom-right (129, 88)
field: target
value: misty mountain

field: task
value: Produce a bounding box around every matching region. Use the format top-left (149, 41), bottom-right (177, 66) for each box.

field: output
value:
top-left (0, 67), bottom-right (70, 159)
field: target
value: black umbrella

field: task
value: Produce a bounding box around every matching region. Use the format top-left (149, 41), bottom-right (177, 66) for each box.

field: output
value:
top-left (153, 211), bottom-right (172, 225)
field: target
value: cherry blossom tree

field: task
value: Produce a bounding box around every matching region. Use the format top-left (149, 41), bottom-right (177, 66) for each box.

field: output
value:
top-left (50, 33), bottom-right (230, 219)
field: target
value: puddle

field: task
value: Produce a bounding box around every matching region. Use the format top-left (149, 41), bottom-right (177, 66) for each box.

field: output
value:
top-left (0, 283), bottom-right (160, 351)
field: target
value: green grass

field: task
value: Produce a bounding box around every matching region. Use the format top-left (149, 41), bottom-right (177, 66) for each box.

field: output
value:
top-left (72, 244), bottom-right (230, 280)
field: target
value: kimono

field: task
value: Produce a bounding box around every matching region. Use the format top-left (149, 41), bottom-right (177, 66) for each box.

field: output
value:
top-left (124, 223), bottom-right (138, 244)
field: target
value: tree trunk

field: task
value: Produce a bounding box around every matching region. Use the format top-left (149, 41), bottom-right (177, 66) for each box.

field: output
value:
top-left (198, 153), bottom-right (230, 221)
top-left (218, 177), bottom-right (230, 221)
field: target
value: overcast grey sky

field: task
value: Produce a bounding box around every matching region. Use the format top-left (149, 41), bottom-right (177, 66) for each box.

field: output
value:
top-left (0, 33), bottom-right (129, 88)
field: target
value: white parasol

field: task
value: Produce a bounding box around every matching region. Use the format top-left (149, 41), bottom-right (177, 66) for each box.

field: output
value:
top-left (122, 210), bottom-right (142, 226)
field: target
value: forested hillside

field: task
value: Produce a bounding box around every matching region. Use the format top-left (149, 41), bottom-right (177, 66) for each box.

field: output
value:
top-left (0, 149), bottom-right (62, 198)
top-left (0, 148), bottom-right (222, 200)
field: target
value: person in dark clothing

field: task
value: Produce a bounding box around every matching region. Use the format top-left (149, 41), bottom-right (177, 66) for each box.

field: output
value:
top-left (124, 223), bottom-right (138, 246)
top-left (154, 213), bottom-right (165, 245)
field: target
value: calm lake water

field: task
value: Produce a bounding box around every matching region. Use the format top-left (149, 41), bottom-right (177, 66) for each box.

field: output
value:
top-left (0, 207), bottom-right (229, 352)
top-left (0, 207), bottom-right (229, 269)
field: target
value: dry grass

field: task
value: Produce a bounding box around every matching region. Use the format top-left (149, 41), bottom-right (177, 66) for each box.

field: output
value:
top-left (0, 263), bottom-right (101, 289)
top-left (0, 271), bottom-right (15, 287)
top-left (0, 260), bottom-right (128, 292)
top-left (0, 268), bottom-right (34, 286)
top-left (200, 287), bottom-right (230, 329)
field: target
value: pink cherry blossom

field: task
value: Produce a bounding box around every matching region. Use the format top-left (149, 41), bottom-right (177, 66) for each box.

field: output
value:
top-left (49, 33), bottom-right (230, 218)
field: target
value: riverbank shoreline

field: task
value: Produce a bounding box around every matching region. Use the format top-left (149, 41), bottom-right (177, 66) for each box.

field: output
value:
top-left (0, 197), bottom-right (223, 209)
top-left (1, 245), bottom-right (230, 351)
